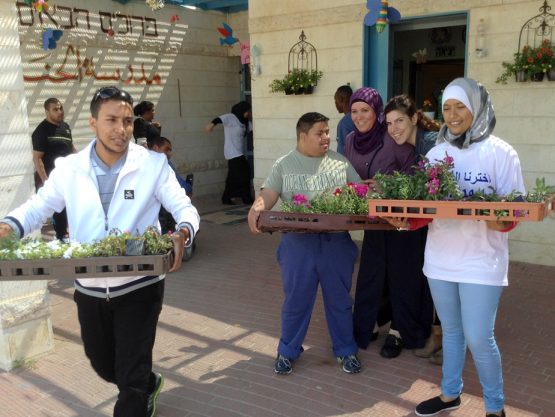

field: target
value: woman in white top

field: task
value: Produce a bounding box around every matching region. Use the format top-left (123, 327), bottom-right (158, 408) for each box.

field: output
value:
top-left (414, 78), bottom-right (524, 417)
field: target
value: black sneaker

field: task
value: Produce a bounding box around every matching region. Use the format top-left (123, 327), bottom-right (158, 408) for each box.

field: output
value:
top-left (274, 354), bottom-right (293, 375)
top-left (486, 411), bottom-right (505, 417)
top-left (337, 354), bottom-right (362, 374)
top-left (415, 395), bottom-right (461, 416)
top-left (380, 334), bottom-right (403, 358)
top-left (147, 372), bottom-right (164, 417)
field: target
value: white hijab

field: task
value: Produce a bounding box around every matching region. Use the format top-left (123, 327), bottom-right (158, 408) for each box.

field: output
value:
top-left (437, 78), bottom-right (496, 149)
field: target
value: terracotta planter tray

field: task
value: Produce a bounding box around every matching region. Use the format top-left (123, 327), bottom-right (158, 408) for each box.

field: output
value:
top-left (257, 210), bottom-right (394, 233)
top-left (368, 199), bottom-right (552, 221)
top-left (0, 251), bottom-right (173, 281)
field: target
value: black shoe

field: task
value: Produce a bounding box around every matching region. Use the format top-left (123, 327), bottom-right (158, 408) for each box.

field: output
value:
top-left (337, 354), bottom-right (362, 374)
top-left (274, 354), bottom-right (293, 375)
top-left (380, 334), bottom-right (403, 358)
top-left (147, 373), bottom-right (164, 417)
top-left (486, 410), bottom-right (505, 417)
top-left (415, 395), bottom-right (461, 416)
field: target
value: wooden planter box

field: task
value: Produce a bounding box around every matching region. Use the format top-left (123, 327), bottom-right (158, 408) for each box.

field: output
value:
top-left (0, 251), bottom-right (173, 281)
top-left (257, 210), bottom-right (394, 233)
top-left (368, 199), bottom-right (552, 221)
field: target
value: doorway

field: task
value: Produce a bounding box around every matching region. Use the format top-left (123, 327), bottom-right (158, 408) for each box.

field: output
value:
top-left (365, 13), bottom-right (468, 120)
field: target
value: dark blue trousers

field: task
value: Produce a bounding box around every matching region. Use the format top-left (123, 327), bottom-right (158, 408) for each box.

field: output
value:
top-left (276, 232), bottom-right (358, 359)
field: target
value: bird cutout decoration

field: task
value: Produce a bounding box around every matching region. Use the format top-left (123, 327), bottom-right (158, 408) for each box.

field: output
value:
top-left (364, 0), bottom-right (401, 33)
top-left (217, 23), bottom-right (239, 46)
top-left (412, 48), bottom-right (428, 64)
top-left (42, 28), bottom-right (63, 50)
top-left (170, 14), bottom-right (179, 24)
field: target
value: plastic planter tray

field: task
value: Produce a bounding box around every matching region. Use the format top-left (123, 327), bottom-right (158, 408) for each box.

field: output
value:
top-left (0, 251), bottom-right (173, 281)
top-left (257, 210), bottom-right (394, 233)
top-left (368, 199), bottom-right (552, 221)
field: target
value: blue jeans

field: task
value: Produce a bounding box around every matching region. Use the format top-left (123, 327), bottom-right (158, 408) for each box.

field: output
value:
top-left (427, 279), bottom-right (504, 413)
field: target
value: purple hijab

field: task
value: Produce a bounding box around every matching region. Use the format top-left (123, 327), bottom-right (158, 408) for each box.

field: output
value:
top-left (349, 87), bottom-right (387, 154)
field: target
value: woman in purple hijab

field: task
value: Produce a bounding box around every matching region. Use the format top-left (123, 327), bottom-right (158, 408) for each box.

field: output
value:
top-left (344, 87), bottom-right (433, 359)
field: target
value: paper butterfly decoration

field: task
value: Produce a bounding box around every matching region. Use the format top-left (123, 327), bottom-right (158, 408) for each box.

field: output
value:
top-left (412, 48), bottom-right (428, 64)
top-left (364, 0), bottom-right (401, 33)
top-left (42, 28), bottom-right (63, 50)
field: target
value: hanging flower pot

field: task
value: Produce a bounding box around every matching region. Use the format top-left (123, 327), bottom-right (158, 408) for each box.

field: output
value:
top-left (531, 72), bottom-right (545, 81)
top-left (515, 71), bottom-right (528, 82)
top-left (547, 69), bottom-right (555, 81)
top-left (304, 86), bottom-right (314, 94)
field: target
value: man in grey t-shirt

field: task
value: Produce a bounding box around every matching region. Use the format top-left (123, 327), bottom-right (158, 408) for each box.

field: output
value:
top-left (248, 112), bottom-right (362, 376)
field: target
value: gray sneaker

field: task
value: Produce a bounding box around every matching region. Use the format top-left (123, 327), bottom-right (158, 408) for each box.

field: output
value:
top-left (274, 354), bottom-right (293, 375)
top-left (337, 354), bottom-right (362, 374)
top-left (147, 372), bottom-right (164, 417)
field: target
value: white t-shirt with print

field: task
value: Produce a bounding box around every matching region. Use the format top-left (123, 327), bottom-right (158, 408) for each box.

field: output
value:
top-left (423, 135), bottom-right (525, 286)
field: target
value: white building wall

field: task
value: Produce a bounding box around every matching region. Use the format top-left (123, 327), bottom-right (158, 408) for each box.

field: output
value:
top-left (249, 0), bottom-right (555, 266)
top-left (0, 0), bottom-right (53, 372)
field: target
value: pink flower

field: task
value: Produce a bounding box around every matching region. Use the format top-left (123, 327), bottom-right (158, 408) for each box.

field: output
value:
top-left (427, 178), bottom-right (440, 195)
top-left (292, 193), bottom-right (309, 206)
top-left (353, 183), bottom-right (369, 198)
top-left (427, 167), bottom-right (439, 179)
top-left (334, 188), bottom-right (342, 196)
top-left (444, 155), bottom-right (454, 165)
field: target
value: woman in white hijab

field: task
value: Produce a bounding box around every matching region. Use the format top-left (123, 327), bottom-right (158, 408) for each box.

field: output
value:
top-left (414, 78), bottom-right (525, 417)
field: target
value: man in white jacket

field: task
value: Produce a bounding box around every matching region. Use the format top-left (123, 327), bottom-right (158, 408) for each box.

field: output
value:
top-left (0, 86), bottom-right (200, 417)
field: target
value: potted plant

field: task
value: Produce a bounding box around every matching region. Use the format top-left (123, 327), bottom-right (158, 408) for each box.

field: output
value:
top-left (496, 39), bottom-right (555, 84)
top-left (535, 38), bottom-right (555, 81)
top-left (422, 99), bottom-right (435, 120)
top-left (269, 69), bottom-right (323, 95)
top-left (496, 45), bottom-right (533, 84)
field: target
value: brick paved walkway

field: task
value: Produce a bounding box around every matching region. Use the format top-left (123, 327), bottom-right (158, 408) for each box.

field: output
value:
top-left (1, 197), bottom-right (554, 416)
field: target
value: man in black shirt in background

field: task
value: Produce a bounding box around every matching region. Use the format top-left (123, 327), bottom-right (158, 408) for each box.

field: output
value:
top-left (32, 98), bottom-right (76, 240)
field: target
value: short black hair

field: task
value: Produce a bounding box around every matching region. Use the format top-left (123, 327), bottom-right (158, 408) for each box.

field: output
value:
top-left (147, 136), bottom-right (171, 150)
top-left (296, 112), bottom-right (329, 139)
top-left (90, 86), bottom-right (133, 118)
top-left (44, 98), bottom-right (60, 110)
top-left (134, 101), bottom-right (155, 117)
top-left (335, 85), bottom-right (353, 101)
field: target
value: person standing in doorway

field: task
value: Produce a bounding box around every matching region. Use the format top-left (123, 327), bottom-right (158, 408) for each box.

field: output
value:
top-left (334, 85), bottom-right (355, 155)
top-left (32, 97), bottom-right (76, 241)
top-left (205, 101), bottom-right (253, 205)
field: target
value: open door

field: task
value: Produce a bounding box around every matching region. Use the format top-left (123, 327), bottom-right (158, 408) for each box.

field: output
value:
top-left (365, 13), bottom-right (468, 118)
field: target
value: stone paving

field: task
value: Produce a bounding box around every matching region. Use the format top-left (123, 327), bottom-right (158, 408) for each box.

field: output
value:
top-left (0, 196), bottom-right (554, 417)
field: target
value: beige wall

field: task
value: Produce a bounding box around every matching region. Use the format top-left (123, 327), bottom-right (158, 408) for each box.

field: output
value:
top-left (249, 0), bottom-right (555, 265)
top-left (13, 0), bottom-right (248, 197)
